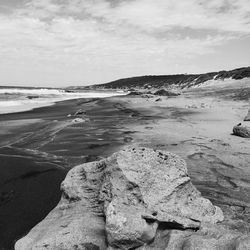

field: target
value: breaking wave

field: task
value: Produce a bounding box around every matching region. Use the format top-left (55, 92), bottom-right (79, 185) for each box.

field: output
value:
top-left (0, 88), bottom-right (126, 114)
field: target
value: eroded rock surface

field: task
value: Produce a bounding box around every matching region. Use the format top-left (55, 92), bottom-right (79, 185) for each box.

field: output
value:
top-left (15, 146), bottom-right (249, 250)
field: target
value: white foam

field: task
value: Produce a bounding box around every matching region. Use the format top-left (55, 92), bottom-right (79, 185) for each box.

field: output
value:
top-left (0, 88), bottom-right (127, 114)
top-left (0, 88), bottom-right (64, 95)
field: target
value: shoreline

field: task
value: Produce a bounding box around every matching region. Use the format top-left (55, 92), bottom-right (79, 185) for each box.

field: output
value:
top-left (1, 83), bottom-right (250, 248)
top-left (0, 90), bottom-right (127, 115)
top-left (0, 96), bottom-right (141, 249)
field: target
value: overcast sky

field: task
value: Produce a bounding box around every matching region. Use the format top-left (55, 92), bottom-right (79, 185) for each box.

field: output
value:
top-left (0, 0), bottom-right (250, 87)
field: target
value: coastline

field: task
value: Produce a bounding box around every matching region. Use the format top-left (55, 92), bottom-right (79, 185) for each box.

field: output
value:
top-left (0, 96), bottom-right (141, 249)
top-left (0, 90), bottom-right (126, 115)
top-left (1, 82), bottom-right (250, 248)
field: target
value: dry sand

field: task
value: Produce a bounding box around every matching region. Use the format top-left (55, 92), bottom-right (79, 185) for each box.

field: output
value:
top-left (109, 80), bottom-right (250, 233)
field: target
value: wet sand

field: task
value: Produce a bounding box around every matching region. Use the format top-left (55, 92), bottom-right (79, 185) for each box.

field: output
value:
top-left (0, 97), bottom-right (146, 249)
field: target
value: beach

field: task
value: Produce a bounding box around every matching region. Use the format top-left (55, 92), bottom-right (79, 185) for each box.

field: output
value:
top-left (110, 81), bottom-right (250, 233)
top-left (1, 81), bottom-right (250, 249)
top-left (0, 96), bottom-right (141, 249)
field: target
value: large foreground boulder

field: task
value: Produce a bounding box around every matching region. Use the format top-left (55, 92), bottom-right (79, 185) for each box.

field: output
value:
top-left (233, 124), bottom-right (250, 138)
top-left (16, 146), bottom-right (238, 250)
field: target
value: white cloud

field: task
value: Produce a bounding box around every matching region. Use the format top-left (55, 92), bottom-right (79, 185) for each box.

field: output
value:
top-left (0, 0), bottom-right (249, 86)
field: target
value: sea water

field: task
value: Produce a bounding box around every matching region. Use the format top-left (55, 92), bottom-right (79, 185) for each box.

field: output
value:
top-left (0, 87), bottom-right (125, 114)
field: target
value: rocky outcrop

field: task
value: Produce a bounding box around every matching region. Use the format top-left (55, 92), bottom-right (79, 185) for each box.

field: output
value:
top-left (127, 91), bottom-right (154, 99)
top-left (233, 124), bottom-right (250, 138)
top-left (244, 109), bottom-right (250, 121)
top-left (154, 89), bottom-right (180, 96)
top-left (16, 146), bottom-right (250, 250)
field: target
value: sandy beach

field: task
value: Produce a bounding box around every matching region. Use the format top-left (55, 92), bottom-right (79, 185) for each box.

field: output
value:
top-left (109, 80), bottom-right (250, 234)
top-left (1, 80), bottom-right (250, 248)
top-left (0, 97), bottom-right (141, 249)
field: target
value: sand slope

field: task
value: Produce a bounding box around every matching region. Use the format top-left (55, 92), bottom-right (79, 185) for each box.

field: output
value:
top-left (109, 79), bottom-right (250, 233)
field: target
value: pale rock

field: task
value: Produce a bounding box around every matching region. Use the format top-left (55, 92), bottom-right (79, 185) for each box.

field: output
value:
top-left (15, 146), bottom-right (224, 250)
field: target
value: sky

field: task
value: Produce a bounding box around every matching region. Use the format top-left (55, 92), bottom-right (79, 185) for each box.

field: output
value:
top-left (0, 0), bottom-right (250, 87)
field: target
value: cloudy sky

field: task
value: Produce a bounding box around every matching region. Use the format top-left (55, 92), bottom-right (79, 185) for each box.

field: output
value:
top-left (0, 0), bottom-right (250, 87)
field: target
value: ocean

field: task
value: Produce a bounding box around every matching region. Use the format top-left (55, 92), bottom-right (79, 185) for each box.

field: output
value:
top-left (0, 87), bottom-right (125, 114)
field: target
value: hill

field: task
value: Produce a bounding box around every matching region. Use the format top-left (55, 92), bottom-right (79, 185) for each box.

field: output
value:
top-left (69, 66), bottom-right (250, 90)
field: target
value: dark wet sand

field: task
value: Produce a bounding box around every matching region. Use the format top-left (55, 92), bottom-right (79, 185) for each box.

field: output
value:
top-left (0, 97), bottom-right (147, 249)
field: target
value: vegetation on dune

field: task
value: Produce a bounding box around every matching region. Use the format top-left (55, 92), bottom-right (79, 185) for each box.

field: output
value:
top-left (71, 66), bottom-right (250, 90)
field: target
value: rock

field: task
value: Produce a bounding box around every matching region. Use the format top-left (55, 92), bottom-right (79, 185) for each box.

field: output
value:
top-left (244, 109), bottom-right (250, 121)
top-left (15, 146), bottom-right (224, 250)
top-left (15, 161), bottom-right (107, 250)
top-left (127, 91), bottom-right (154, 98)
top-left (146, 223), bottom-right (248, 250)
top-left (141, 94), bottom-right (154, 98)
top-left (26, 95), bottom-right (39, 99)
top-left (155, 98), bottom-right (162, 102)
top-left (74, 109), bottom-right (86, 116)
top-left (154, 89), bottom-right (180, 96)
top-left (180, 227), bottom-right (250, 250)
top-left (102, 147), bottom-right (223, 249)
top-left (233, 124), bottom-right (250, 138)
top-left (71, 117), bottom-right (86, 123)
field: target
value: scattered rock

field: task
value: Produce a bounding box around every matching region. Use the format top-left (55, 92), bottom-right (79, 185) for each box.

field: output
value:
top-left (127, 91), bottom-right (142, 96)
top-left (187, 104), bottom-right (199, 109)
top-left (26, 95), bottom-right (39, 99)
top-left (244, 109), bottom-right (250, 121)
top-left (141, 94), bottom-right (154, 98)
top-left (71, 118), bottom-right (86, 123)
top-left (15, 146), bottom-right (226, 250)
top-left (145, 126), bottom-right (153, 130)
top-left (155, 98), bottom-right (162, 102)
top-left (74, 109), bottom-right (86, 116)
top-left (154, 89), bottom-right (180, 97)
top-left (233, 124), bottom-right (250, 138)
